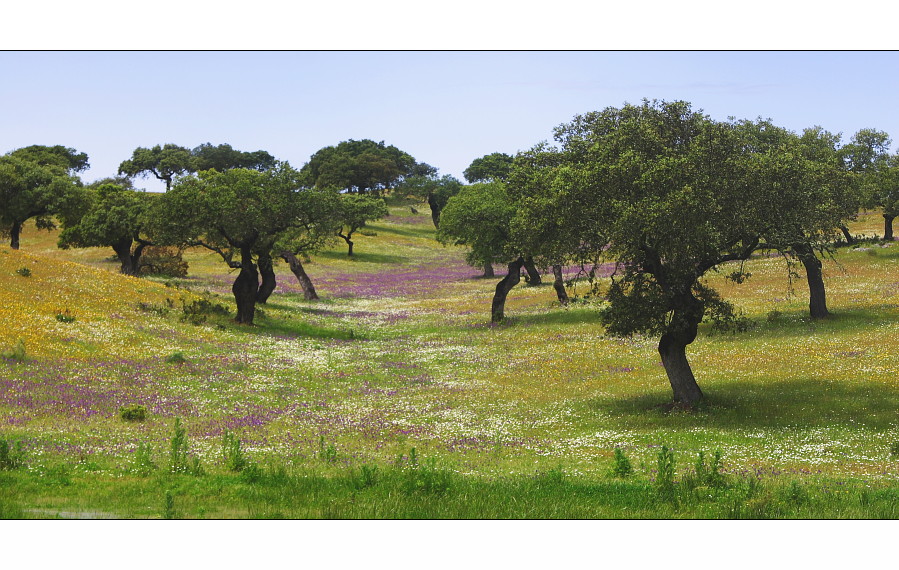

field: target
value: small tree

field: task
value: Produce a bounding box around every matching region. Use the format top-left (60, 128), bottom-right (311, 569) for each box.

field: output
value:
top-left (301, 139), bottom-right (418, 195)
top-left (0, 145), bottom-right (88, 250)
top-left (335, 194), bottom-right (388, 256)
top-left (153, 165), bottom-right (312, 325)
top-left (118, 144), bottom-right (193, 190)
top-left (58, 181), bottom-right (157, 276)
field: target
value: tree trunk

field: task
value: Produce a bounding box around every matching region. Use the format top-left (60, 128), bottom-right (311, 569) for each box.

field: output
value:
top-left (839, 225), bottom-right (855, 245)
top-left (482, 262), bottom-right (494, 278)
top-left (9, 220), bottom-right (21, 250)
top-left (339, 234), bottom-right (354, 257)
top-left (658, 294), bottom-right (704, 406)
top-left (884, 215), bottom-right (895, 241)
top-left (112, 239), bottom-right (140, 276)
top-left (523, 256), bottom-right (541, 286)
top-left (427, 192), bottom-right (441, 228)
top-left (795, 243), bottom-right (828, 319)
top-left (280, 251), bottom-right (319, 301)
top-left (256, 252), bottom-right (277, 304)
top-left (233, 247), bottom-right (259, 325)
top-left (552, 265), bottom-right (569, 305)
top-left (491, 257), bottom-right (524, 323)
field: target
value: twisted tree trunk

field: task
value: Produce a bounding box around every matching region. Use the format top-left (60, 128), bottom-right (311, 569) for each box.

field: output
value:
top-left (280, 251), bottom-right (319, 300)
top-left (256, 252), bottom-right (277, 304)
top-left (884, 214), bottom-right (895, 241)
top-left (552, 265), bottom-right (569, 305)
top-left (491, 257), bottom-right (524, 323)
top-left (111, 238), bottom-right (147, 276)
top-left (523, 256), bottom-right (541, 286)
top-left (795, 243), bottom-right (828, 319)
top-left (839, 225), bottom-right (855, 245)
top-left (482, 262), bottom-right (494, 278)
top-left (658, 293), bottom-right (704, 406)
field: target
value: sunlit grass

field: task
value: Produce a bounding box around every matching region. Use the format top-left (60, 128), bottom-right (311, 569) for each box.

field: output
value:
top-left (3, 206), bottom-right (899, 518)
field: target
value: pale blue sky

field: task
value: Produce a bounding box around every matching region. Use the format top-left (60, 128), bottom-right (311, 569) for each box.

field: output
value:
top-left (2, 51), bottom-right (897, 191)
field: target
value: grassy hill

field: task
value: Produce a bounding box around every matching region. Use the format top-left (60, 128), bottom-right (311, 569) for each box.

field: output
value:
top-left (2, 204), bottom-right (899, 518)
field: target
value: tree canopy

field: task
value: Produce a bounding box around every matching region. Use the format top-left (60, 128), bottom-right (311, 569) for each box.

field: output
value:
top-left (0, 145), bottom-right (87, 249)
top-left (58, 180), bottom-right (156, 275)
top-left (152, 164), bottom-right (331, 324)
top-left (300, 139), bottom-right (418, 195)
top-left (118, 143), bottom-right (276, 190)
top-left (463, 152), bottom-right (514, 183)
top-left (335, 194), bottom-right (389, 256)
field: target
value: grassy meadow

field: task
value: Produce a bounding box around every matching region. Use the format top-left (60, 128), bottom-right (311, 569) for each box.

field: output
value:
top-left (2, 203), bottom-right (899, 519)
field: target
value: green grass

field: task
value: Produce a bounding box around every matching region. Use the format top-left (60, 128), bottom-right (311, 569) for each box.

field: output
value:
top-left (2, 208), bottom-right (899, 518)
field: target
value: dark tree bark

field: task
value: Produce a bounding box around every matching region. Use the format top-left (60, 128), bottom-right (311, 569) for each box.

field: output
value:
top-left (256, 252), bottom-right (277, 304)
top-left (523, 256), bottom-right (542, 286)
top-left (482, 262), bottom-right (495, 278)
top-left (280, 251), bottom-right (319, 300)
top-left (658, 293), bottom-right (704, 406)
top-left (884, 214), bottom-right (895, 241)
top-left (491, 256), bottom-right (524, 323)
top-left (338, 233), bottom-right (354, 256)
top-left (233, 247), bottom-right (259, 325)
top-left (111, 238), bottom-right (147, 276)
top-left (427, 192), bottom-right (441, 228)
top-left (9, 220), bottom-right (21, 250)
top-left (795, 243), bottom-right (829, 319)
top-left (552, 265), bottom-right (569, 305)
top-left (839, 225), bottom-right (855, 245)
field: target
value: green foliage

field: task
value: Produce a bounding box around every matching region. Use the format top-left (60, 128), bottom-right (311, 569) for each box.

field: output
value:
top-left (131, 443), bottom-right (156, 476)
top-left (118, 144), bottom-right (193, 190)
top-left (610, 447), bottom-right (633, 478)
top-left (437, 181), bottom-right (517, 268)
top-left (169, 418), bottom-right (202, 476)
top-left (180, 297), bottom-right (229, 325)
top-left (55, 310), bottom-right (76, 323)
top-left (119, 404), bottom-right (147, 422)
top-left (165, 352), bottom-right (188, 364)
top-left (301, 139), bottom-right (418, 195)
top-left (163, 490), bottom-right (176, 519)
top-left (890, 441), bottom-right (899, 458)
top-left (139, 246), bottom-right (188, 278)
top-left (0, 439), bottom-right (25, 470)
top-left (221, 429), bottom-right (248, 472)
top-left (1, 339), bottom-right (26, 361)
top-left (318, 436), bottom-right (338, 463)
top-left (655, 445), bottom-right (676, 501)
top-left (400, 450), bottom-right (453, 495)
top-left (15, 267), bottom-right (30, 277)
top-left (463, 152), bottom-right (514, 183)
top-left (335, 194), bottom-right (389, 255)
top-left (350, 464), bottom-right (380, 490)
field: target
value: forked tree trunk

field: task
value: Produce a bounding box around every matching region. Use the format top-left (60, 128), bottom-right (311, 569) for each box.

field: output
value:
top-left (523, 256), bottom-right (541, 286)
top-left (552, 265), bottom-right (569, 305)
top-left (233, 247), bottom-right (259, 325)
top-left (839, 225), bottom-right (855, 245)
top-left (795, 243), bottom-right (829, 319)
top-left (491, 257), bottom-right (524, 323)
top-left (112, 238), bottom-right (146, 276)
top-left (885, 215), bottom-right (895, 241)
top-left (280, 251), bottom-right (319, 300)
top-left (483, 262), bottom-right (495, 278)
top-left (256, 253), bottom-right (277, 304)
top-left (9, 220), bottom-right (21, 250)
top-left (658, 294), bottom-right (704, 406)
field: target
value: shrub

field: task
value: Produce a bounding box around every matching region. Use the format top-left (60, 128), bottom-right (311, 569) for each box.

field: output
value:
top-left (165, 352), bottom-right (188, 365)
top-left (120, 404), bottom-right (147, 422)
top-left (318, 436), bottom-right (338, 463)
top-left (140, 246), bottom-right (189, 278)
top-left (15, 267), bottom-right (31, 277)
top-left (169, 418), bottom-right (203, 476)
top-left (0, 439), bottom-right (25, 470)
top-left (610, 447), bottom-right (633, 478)
top-left (132, 443), bottom-right (156, 476)
top-left (180, 298), bottom-right (230, 325)
top-left (55, 310), bottom-right (76, 323)
top-left (222, 429), bottom-right (248, 472)
top-left (1, 339), bottom-right (26, 361)
top-left (655, 445), bottom-right (676, 501)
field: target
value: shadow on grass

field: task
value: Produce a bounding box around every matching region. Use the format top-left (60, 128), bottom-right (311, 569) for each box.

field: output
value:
top-left (589, 376), bottom-right (899, 431)
top-left (316, 250), bottom-right (410, 264)
top-left (227, 315), bottom-right (358, 341)
top-left (364, 223), bottom-right (435, 240)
